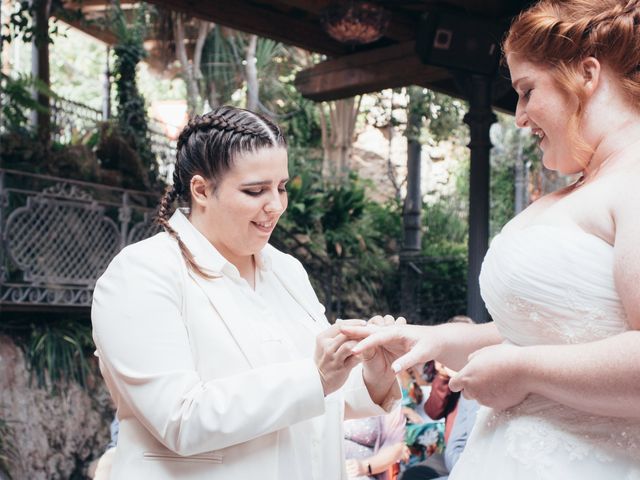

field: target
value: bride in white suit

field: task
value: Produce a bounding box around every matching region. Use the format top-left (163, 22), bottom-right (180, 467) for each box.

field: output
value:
top-left (91, 106), bottom-right (400, 480)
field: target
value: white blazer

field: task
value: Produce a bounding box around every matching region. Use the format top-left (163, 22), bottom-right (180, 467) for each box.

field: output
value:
top-left (92, 210), bottom-right (398, 480)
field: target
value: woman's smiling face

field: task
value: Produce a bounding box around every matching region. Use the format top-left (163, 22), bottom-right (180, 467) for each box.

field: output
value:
top-left (196, 146), bottom-right (289, 266)
top-left (508, 54), bottom-right (584, 174)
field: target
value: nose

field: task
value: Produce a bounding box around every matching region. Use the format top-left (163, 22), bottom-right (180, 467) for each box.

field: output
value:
top-left (264, 189), bottom-right (285, 214)
top-left (515, 101), bottom-right (528, 128)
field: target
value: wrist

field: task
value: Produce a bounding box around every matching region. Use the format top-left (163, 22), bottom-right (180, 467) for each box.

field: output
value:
top-left (360, 460), bottom-right (372, 476)
top-left (518, 345), bottom-right (541, 395)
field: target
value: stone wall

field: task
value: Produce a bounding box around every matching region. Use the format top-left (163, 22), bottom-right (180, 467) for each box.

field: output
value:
top-left (0, 335), bottom-right (113, 479)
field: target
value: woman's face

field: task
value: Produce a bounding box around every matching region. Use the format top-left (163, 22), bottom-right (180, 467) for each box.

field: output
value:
top-left (196, 146), bottom-right (289, 266)
top-left (507, 54), bottom-right (583, 174)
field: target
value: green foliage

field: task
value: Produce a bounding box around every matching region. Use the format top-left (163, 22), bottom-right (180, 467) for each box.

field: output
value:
top-left (1, 0), bottom-right (80, 46)
top-left (201, 27), bottom-right (242, 106)
top-left (490, 113), bottom-right (541, 236)
top-left (200, 29), bottom-right (322, 146)
top-left (110, 0), bottom-right (157, 188)
top-left (0, 72), bottom-right (52, 132)
top-left (273, 157), bottom-right (401, 317)
top-left (25, 319), bottom-right (93, 391)
top-left (278, 87), bottom-right (323, 148)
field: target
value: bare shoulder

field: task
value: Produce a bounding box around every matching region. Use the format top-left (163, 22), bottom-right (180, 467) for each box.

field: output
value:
top-left (609, 160), bottom-right (640, 227)
top-left (501, 190), bottom-right (563, 232)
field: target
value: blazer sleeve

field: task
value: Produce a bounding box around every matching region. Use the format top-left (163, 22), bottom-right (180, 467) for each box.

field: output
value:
top-left (91, 239), bottom-right (326, 456)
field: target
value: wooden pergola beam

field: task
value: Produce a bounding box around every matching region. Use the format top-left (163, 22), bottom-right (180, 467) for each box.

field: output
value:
top-left (295, 41), bottom-right (451, 102)
top-left (143, 0), bottom-right (350, 56)
top-left (59, 17), bottom-right (118, 45)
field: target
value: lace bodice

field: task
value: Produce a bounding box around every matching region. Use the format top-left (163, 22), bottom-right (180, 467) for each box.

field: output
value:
top-left (480, 225), bottom-right (629, 346)
top-left (467, 225), bottom-right (640, 472)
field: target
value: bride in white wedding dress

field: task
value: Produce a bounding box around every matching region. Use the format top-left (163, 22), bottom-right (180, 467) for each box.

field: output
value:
top-left (342, 0), bottom-right (640, 478)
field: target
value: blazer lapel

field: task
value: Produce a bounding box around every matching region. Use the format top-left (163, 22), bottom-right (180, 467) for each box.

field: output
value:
top-left (169, 210), bottom-right (264, 368)
top-left (189, 272), bottom-right (264, 368)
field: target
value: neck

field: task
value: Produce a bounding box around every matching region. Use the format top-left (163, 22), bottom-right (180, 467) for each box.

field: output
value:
top-left (188, 210), bottom-right (256, 286)
top-left (583, 119), bottom-right (640, 180)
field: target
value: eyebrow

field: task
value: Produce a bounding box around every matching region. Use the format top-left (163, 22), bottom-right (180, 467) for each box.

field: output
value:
top-left (512, 76), bottom-right (530, 90)
top-left (240, 178), bottom-right (289, 187)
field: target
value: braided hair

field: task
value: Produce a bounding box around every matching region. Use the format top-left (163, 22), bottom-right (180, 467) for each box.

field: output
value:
top-left (504, 0), bottom-right (640, 144)
top-left (503, 0), bottom-right (640, 161)
top-left (155, 105), bottom-right (287, 278)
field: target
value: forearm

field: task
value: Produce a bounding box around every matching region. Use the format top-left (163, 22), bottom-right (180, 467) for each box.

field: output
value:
top-left (524, 330), bottom-right (640, 418)
top-left (436, 322), bottom-right (502, 371)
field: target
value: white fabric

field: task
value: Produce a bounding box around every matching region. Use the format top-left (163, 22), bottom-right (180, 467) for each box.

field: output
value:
top-left (91, 209), bottom-right (399, 480)
top-left (450, 225), bottom-right (640, 480)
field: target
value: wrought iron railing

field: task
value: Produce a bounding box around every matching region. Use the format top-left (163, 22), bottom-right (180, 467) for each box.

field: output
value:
top-left (0, 169), bottom-right (161, 310)
top-left (50, 95), bottom-right (177, 177)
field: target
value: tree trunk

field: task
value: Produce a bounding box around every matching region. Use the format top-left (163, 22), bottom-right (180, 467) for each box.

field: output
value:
top-left (173, 14), bottom-right (201, 116)
top-left (320, 97), bottom-right (361, 184)
top-left (31, 0), bottom-right (51, 146)
top-left (245, 34), bottom-right (258, 111)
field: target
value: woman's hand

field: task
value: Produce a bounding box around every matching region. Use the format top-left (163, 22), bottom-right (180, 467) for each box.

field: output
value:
top-left (360, 315), bottom-right (405, 378)
top-left (345, 458), bottom-right (367, 478)
top-left (341, 323), bottom-right (442, 373)
top-left (360, 315), bottom-right (406, 405)
top-left (449, 343), bottom-right (531, 410)
top-left (315, 321), bottom-right (364, 396)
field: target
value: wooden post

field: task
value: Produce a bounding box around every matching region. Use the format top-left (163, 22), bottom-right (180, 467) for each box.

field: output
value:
top-left (462, 74), bottom-right (496, 324)
top-left (400, 87), bottom-right (423, 323)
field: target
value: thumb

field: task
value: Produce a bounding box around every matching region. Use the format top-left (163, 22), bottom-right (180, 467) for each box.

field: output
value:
top-left (448, 371), bottom-right (464, 393)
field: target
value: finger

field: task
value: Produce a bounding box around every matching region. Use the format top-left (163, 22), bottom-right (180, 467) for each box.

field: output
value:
top-left (335, 339), bottom-right (359, 360)
top-left (344, 353), bottom-right (361, 370)
top-left (340, 325), bottom-right (378, 340)
top-left (349, 327), bottom-right (399, 354)
top-left (336, 318), bottom-right (367, 326)
top-left (448, 372), bottom-right (464, 393)
top-left (328, 333), bottom-right (356, 354)
top-left (396, 316), bottom-right (407, 325)
top-left (383, 314), bottom-right (395, 325)
top-left (390, 350), bottom-right (426, 373)
top-left (318, 323), bottom-right (343, 340)
top-left (367, 315), bottom-right (385, 325)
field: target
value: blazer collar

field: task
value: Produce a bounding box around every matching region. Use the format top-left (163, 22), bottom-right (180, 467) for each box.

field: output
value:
top-left (168, 209), bottom-right (227, 275)
top-left (168, 209), bottom-right (271, 277)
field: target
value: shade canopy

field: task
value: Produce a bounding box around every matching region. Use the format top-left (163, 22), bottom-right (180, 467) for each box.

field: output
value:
top-left (62, 0), bottom-right (533, 110)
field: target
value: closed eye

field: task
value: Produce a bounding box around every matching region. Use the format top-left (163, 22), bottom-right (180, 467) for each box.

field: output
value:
top-left (244, 189), bottom-right (265, 196)
top-left (243, 184), bottom-right (288, 196)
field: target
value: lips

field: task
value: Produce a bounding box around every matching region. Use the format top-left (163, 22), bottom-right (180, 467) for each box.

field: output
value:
top-left (532, 128), bottom-right (545, 141)
top-left (251, 220), bottom-right (277, 234)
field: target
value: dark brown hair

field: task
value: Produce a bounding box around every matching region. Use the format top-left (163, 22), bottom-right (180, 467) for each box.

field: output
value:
top-left (155, 105), bottom-right (287, 278)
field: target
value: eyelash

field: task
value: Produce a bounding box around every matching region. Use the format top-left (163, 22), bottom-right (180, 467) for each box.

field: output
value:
top-left (244, 187), bottom-right (287, 197)
top-left (523, 89), bottom-right (532, 99)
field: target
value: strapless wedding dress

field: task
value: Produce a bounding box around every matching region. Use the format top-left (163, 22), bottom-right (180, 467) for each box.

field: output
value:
top-left (450, 225), bottom-right (640, 480)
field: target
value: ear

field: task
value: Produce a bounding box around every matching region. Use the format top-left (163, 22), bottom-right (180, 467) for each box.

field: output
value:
top-left (189, 175), bottom-right (215, 207)
top-left (580, 57), bottom-right (601, 96)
